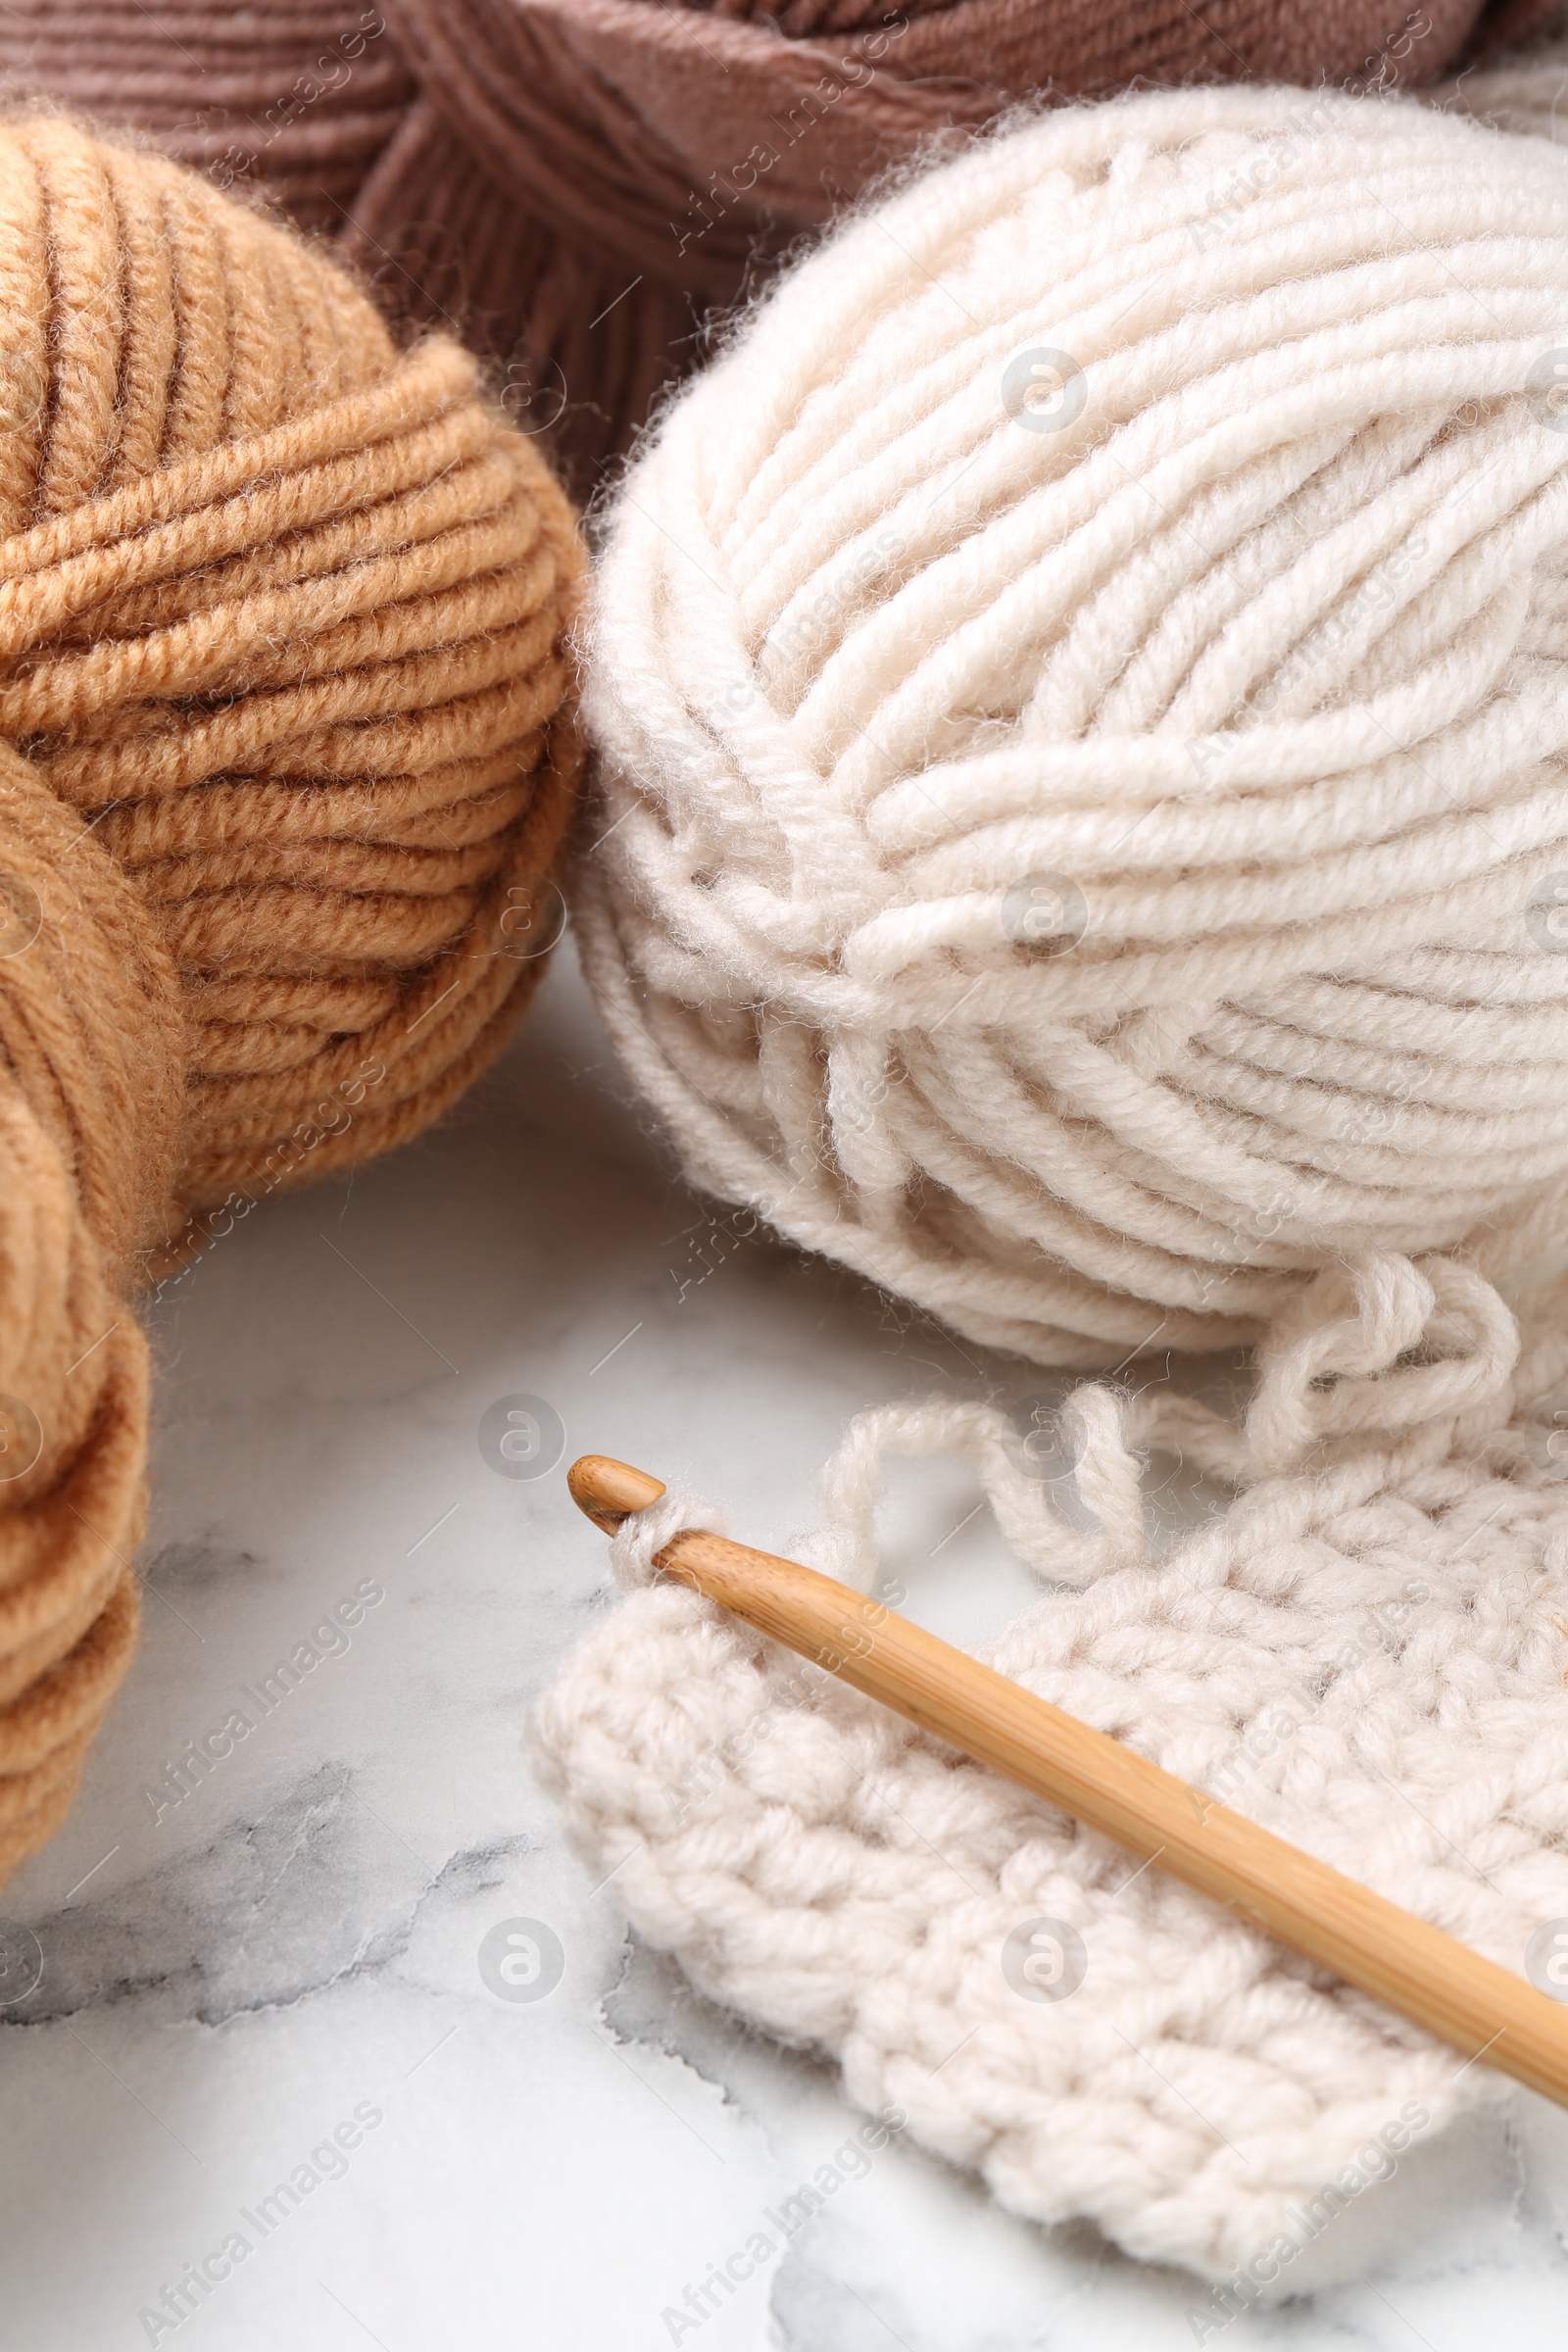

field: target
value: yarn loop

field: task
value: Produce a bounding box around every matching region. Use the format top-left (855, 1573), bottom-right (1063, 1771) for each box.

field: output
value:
top-left (609, 1490), bottom-right (728, 1592)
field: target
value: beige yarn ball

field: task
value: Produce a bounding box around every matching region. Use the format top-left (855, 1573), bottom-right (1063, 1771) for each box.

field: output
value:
top-left (577, 82), bottom-right (1568, 1369)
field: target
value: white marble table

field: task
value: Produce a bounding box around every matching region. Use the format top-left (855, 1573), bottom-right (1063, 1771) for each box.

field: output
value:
top-left (3, 940), bottom-right (1567, 2350)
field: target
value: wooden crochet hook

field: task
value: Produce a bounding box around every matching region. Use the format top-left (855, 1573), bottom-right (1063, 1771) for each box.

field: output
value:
top-left (568, 1452), bottom-right (1568, 2111)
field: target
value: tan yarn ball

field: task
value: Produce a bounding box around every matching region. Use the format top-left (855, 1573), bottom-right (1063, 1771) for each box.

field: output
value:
top-left (0, 116), bottom-right (583, 1884)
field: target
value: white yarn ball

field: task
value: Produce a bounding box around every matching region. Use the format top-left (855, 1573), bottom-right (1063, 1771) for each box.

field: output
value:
top-left (578, 84), bottom-right (1568, 1369)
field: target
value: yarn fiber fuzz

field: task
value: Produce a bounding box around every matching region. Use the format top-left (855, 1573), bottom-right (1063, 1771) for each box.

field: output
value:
top-left (0, 1), bottom-right (1540, 485)
top-left (577, 83), bottom-right (1568, 1372)
top-left (0, 116), bottom-right (582, 1884)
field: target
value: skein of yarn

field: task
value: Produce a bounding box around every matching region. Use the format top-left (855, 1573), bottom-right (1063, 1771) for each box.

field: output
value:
top-left (532, 79), bottom-right (1568, 2280)
top-left (576, 80), bottom-right (1568, 1371)
top-left (0, 116), bottom-right (582, 1886)
top-left (0, 0), bottom-right (1543, 484)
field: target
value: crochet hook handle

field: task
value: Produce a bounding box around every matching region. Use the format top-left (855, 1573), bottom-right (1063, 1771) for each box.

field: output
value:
top-left (567, 1452), bottom-right (1568, 2112)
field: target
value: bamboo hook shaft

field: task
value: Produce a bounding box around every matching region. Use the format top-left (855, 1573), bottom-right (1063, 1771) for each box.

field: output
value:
top-left (567, 1451), bottom-right (1568, 2112)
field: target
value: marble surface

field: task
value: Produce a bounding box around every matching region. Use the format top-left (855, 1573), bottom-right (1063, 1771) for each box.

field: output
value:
top-left (3, 938), bottom-right (1568, 2351)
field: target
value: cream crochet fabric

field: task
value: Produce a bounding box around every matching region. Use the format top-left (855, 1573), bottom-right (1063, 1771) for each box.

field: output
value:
top-left (574, 82), bottom-right (1568, 1369)
top-left (530, 1260), bottom-right (1568, 2281)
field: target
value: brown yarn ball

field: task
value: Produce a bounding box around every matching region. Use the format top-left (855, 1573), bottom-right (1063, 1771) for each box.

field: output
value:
top-left (0, 115), bottom-right (583, 1885)
top-left (0, 0), bottom-right (1547, 491)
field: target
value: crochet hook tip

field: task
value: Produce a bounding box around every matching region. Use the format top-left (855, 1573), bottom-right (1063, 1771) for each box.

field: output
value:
top-left (567, 1453), bottom-right (667, 1536)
